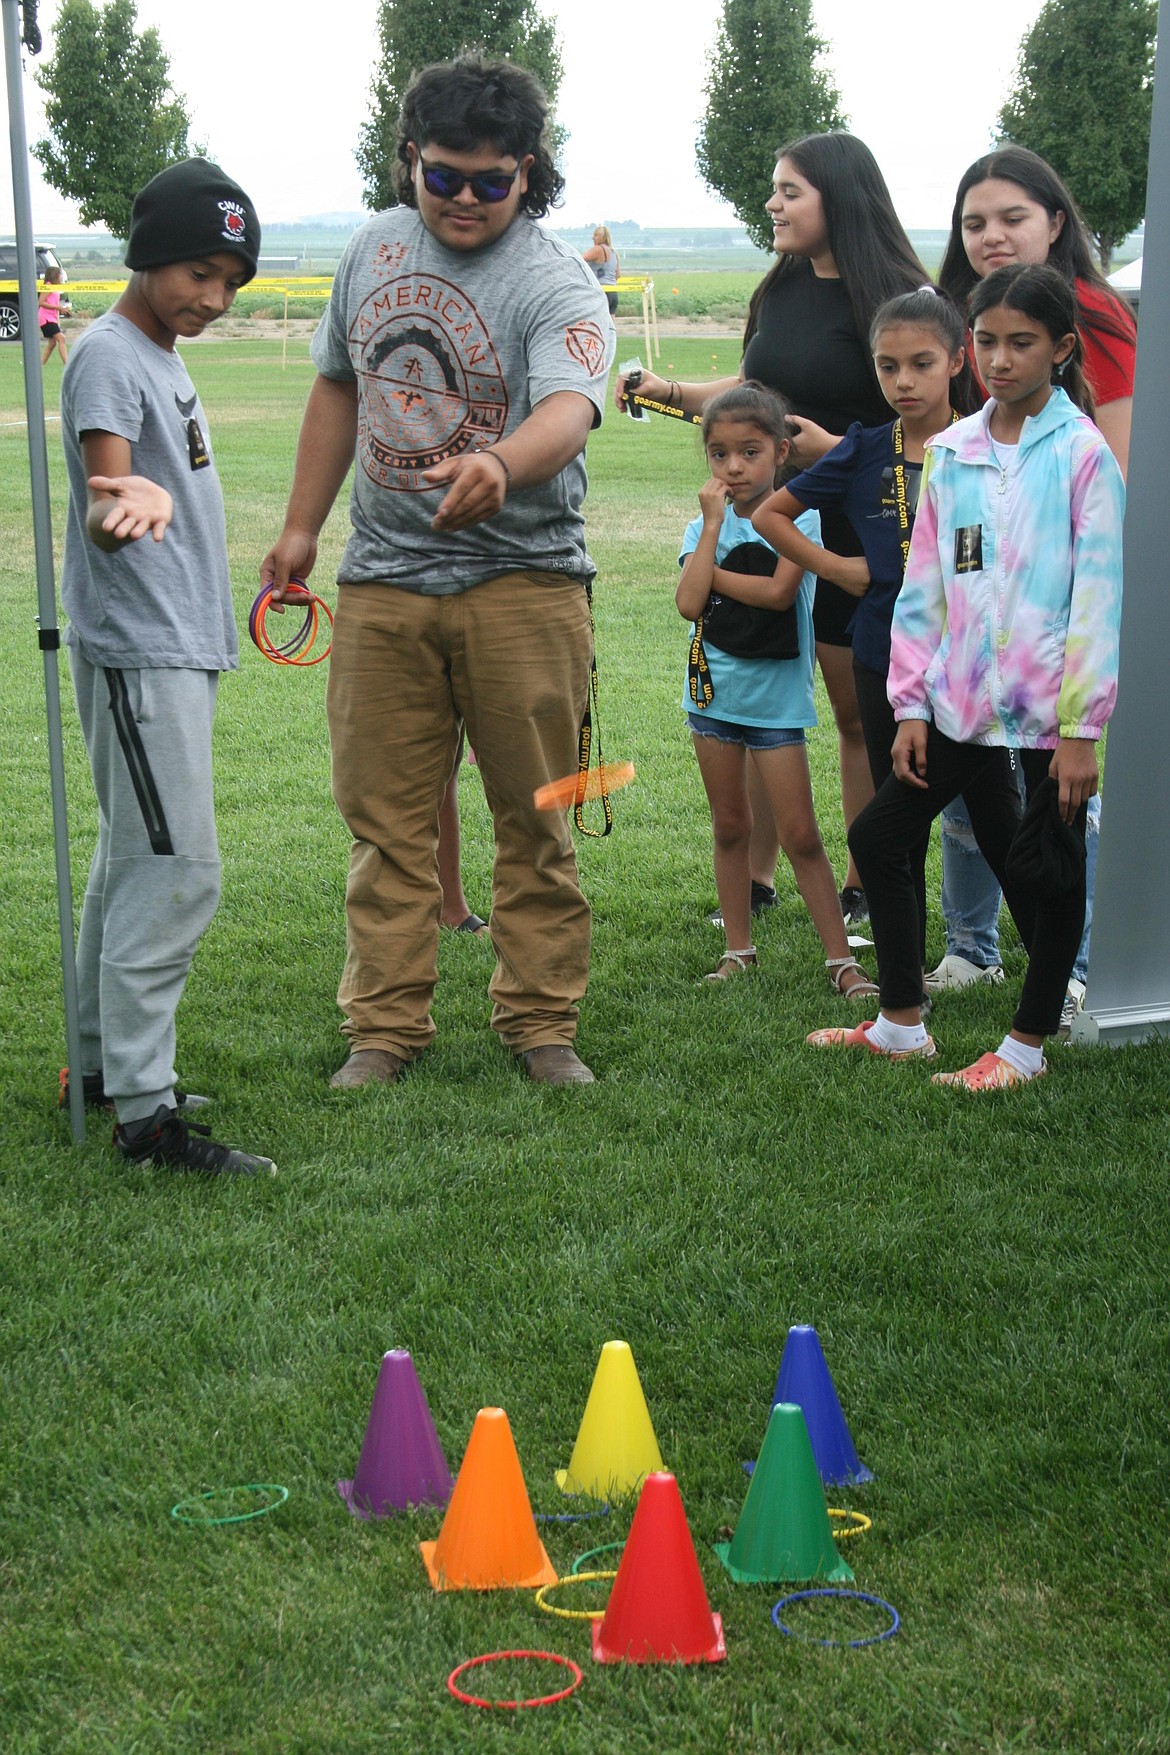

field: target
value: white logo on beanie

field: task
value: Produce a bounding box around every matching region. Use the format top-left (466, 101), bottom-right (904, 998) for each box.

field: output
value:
top-left (218, 198), bottom-right (248, 246)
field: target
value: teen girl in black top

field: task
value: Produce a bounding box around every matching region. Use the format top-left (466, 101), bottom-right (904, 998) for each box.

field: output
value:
top-left (616, 133), bottom-right (926, 918)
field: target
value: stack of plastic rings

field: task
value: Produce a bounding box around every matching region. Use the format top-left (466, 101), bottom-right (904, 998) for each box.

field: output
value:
top-left (249, 578), bottom-right (333, 666)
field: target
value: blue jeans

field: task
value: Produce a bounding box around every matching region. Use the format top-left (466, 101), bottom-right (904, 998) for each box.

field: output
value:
top-left (940, 781), bottom-right (1099, 983)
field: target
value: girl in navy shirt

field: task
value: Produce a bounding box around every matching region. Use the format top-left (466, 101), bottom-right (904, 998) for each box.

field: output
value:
top-left (753, 290), bottom-right (982, 973)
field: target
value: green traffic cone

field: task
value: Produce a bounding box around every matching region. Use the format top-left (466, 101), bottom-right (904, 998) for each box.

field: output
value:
top-left (714, 1402), bottom-right (854, 1585)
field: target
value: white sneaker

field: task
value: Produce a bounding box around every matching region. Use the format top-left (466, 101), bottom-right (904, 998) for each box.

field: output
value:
top-left (1059, 978), bottom-right (1087, 1035)
top-left (923, 954), bottom-right (1006, 993)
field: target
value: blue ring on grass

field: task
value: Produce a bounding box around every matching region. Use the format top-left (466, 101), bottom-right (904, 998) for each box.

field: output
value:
top-left (534, 1501), bottom-right (610, 1524)
top-left (770, 1588), bottom-right (900, 1648)
top-left (170, 1484), bottom-right (289, 1527)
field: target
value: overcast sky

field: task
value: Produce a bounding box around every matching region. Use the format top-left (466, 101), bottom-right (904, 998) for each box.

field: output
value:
top-left (2, 0), bottom-right (1046, 236)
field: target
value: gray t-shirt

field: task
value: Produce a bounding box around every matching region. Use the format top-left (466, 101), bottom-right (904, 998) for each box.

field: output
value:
top-left (310, 208), bottom-right (615, 593)
top-left (60, 312), bottom-right (238, 669)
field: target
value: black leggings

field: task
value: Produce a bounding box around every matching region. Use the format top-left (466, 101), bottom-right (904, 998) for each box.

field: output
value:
top-left (848, 725), bottom-right (1087, 1037)
top-left (852, 658), bottom-right (930, 968)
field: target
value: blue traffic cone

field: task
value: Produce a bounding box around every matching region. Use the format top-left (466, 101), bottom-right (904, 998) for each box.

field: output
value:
top-left (772, 1324), bottom-right (872, 1486)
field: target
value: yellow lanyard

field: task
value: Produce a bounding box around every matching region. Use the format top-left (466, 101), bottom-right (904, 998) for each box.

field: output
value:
top-left (892, 412), bottom-right (959, 574)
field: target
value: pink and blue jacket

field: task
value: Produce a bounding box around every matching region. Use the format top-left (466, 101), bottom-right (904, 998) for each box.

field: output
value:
top-left (888, 389), bottom-right (1124, 750)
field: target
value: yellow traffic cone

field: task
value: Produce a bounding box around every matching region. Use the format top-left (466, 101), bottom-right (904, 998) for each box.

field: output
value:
top-left (555, 1340), bottom-right (664, 1498)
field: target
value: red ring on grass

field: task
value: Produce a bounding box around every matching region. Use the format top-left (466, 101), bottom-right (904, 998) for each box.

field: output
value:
top-left (446, 1649), bottom-right (583, 1710)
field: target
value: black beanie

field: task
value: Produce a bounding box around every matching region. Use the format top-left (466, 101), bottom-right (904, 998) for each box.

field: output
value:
top-left (125, 159), bottom-right (261, 283)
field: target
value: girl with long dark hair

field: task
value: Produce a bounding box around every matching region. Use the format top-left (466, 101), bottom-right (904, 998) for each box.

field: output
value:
top-left (617, 133), bottom-right (927, 928)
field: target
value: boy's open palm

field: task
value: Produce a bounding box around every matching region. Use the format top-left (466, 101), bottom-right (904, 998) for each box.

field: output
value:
top-left (86, 474), bottom-right (173, 550)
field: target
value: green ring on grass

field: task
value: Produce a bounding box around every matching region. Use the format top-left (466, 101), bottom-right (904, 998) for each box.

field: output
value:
top-left (170, 1484), bottom-right (289, 1527)
top-left (570, 1540), bottom-right (625, 1575)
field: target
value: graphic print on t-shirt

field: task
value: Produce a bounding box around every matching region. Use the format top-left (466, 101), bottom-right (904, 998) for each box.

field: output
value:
top-left (350, 273), bottom-right (508, 491)
top-left (563, 320), bottom-right (608, 377)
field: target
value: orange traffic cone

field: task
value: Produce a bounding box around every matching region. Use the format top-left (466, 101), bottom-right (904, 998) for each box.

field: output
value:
top-left (420, 1407), bottom-right (557, 1591)
top-left (592, 1472), bottom-right (725, 1663)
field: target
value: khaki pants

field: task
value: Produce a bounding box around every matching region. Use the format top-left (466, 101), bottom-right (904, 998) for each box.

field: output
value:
top-left (326, 572), bottom-right (593, 1058)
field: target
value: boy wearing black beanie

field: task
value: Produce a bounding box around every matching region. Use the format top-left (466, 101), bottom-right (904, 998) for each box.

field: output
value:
top-left (58, 159), bottom-right (274, 1176)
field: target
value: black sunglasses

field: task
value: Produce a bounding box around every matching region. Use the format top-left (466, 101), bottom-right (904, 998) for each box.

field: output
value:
top-left (417, 157), bottom-right (521, 204)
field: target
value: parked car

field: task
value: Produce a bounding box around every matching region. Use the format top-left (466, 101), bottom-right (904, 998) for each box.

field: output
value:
top-left (0, 243), bottom-right (65, 341)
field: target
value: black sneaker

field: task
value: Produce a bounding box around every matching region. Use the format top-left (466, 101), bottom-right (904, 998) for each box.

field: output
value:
top-left (114, 1106), bottom-right (276, 1177)
top-left (840, 886), bottom-right (869, 928)
top-left (59, 1068), bottom-right (210, 1113)
top-left (706, 881), bottom-right (778, 927)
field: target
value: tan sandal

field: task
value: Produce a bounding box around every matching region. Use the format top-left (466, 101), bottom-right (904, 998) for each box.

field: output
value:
top-left (826, 955), bottom-right (878, 1000)
top-left (705, 948), bottom-right (758, 982)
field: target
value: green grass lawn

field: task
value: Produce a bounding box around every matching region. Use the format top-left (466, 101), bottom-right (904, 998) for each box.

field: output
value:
top-left (1, 338), bottom-right (1168, 1753)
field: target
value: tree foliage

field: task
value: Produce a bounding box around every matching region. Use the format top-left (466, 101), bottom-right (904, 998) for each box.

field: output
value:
top-left (696, 0), bottom-right (847, 251)
top-left (355, 0), bottom-right (563, 214)
top-left (998, 0), bottom-right (1156, 269)
top-left (34, 0), bottom-right (194, 238)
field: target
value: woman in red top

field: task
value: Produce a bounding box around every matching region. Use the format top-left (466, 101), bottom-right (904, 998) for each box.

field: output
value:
top-left (938, 145), bottom-right (1136, 472)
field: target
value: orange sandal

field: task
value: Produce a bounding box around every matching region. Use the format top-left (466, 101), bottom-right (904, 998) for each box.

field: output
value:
top-left (806, 1018), bottom-right (937, 1059)
top-left (931, 1051), bottom-right (1047, 1090)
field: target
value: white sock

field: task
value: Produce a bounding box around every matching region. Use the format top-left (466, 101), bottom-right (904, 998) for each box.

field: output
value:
top-left (868, 1013), bottom-right (929, 1052)
top-left (995, 1034), bottom-right (1045, 1078)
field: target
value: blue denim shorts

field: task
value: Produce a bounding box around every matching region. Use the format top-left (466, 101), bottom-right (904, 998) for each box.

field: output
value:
top-left (686, 712), bottom-right (805, 750)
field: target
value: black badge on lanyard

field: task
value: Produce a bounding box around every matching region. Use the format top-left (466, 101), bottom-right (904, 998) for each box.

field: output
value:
top-left (176, 390), bottom-right (210, 471)
top-left (186, 416), bottom-right (210, 470)
top-left (954, 524), bottom-right (983, 574)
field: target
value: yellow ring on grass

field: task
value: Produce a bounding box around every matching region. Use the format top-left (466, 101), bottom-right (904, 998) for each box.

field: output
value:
top-left (828, 1508), bottom-right (872, 1540)
top-left (534, 1570), bottom-right (618, 1622)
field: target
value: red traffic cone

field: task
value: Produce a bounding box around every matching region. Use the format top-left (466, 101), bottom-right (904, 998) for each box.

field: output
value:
top-left (592, 1472), bottom-right (725, 1663)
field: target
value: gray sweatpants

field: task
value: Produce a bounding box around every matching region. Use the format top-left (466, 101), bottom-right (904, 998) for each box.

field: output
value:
top-left (70, 651), bottom-right (221, 1124)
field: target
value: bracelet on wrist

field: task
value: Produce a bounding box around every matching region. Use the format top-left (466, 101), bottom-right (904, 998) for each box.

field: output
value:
top-left (484, 449), bottom-right (512, 487)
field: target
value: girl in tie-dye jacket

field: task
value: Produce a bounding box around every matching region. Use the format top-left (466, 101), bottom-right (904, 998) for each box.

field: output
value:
top-left (806, 264), bottom-right (1124, 1091)
top-left (888, 385), bottom-right (1123, 750)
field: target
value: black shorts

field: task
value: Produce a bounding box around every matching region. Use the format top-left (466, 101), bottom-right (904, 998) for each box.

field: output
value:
top-left (812, 506), bottom-right (862, 649)
top-left (812, 579), bottom-right (855, 647)
top-left (40, 321), bottom-right (61, 339)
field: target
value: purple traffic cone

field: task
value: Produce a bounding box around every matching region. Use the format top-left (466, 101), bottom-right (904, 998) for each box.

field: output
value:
top-left (772, 1325), bottom-right (872, 1486)
top-left (337, 1349), bottom-right (453, 1517)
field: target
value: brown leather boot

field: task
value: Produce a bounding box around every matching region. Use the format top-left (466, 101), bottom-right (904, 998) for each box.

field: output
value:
top-left (329, 1049), bottom-right (406, 1089)
top-left (519, 1045), bottom-right (594, 1086)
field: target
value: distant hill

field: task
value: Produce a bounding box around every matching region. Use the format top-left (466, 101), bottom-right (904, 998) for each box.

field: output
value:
top-left (12, 219), bottom-right (1143, 281)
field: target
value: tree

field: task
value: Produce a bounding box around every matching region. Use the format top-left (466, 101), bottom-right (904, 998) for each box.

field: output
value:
top-left (355, 0), bottom-right (563, 214)
top-left (696, 0), bottom-right (846, 251)
top-left (34, 0), bottom-right (194, 238)
top-left (998, 0), bottom-right (1156, 270)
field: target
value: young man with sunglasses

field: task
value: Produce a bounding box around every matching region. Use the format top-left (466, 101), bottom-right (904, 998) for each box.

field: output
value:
top-left (262, 56), bottom-right (615, 1090)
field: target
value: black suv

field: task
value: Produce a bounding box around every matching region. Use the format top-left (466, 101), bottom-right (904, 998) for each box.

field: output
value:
top-left (0, 243), bottom-right (64, 341)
